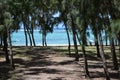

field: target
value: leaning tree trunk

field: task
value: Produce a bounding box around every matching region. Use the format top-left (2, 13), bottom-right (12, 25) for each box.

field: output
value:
top-left (82, 20), bottom-right (89, 77)
top-left (114, 37), bottom-right (118, 46)
top-left (42, 32), bottom-right (44, 46)
top-left (82, 45), bottom-right (89, 77)
top-left (76, 33), bottom-right (81, 45)
top-left (117, 32), bottom-right (120, 52)
top-left (65, 23), bottom-right (71, 56)
top-left (31, 25), bottom-right (36, 46)
top-left (23, 25), bottom-right (28, 46)
top-left (71, 15), bottom-right (79, 61)
top-left (3, 31), bottom-right (10, 63)
top-left (26, 26), bottom-right (32, 46)
top-left (0, 36), bottom-right (3, 47)
top-left (8, 30), bottom-right (15, 69)
top-left (44, 33), bottom-right (47, 47)
top-left (99, 32), bottom-right (110, 80)
top-left (42, 31), bottom-right (47, 47)
top-left (105, 31), bottom-right (108, 46)
top-left (94, 30), bottom-right (100, 57)
top-left (95, 36), bottom-right (100, 57)
top-left (0, 37), bottom-right (2, 49)
top-left (110, 37), bottom-right (118, 70)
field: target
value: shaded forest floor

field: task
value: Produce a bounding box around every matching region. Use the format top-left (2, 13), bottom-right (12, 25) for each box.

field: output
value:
top-left (0, 46), bottom-right (119, 80)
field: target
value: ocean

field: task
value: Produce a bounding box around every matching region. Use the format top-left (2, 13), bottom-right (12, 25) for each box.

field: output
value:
top-left (11, 29), bottom-right (109, 46)
top-left (11, 29), bottom-right (73, 46)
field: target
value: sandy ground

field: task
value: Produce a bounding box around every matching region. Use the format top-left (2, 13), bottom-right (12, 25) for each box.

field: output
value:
top-left (0, 47), bottom-right (119, 80)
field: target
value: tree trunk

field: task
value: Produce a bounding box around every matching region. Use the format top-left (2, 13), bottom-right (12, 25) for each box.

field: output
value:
top-left (95, 37), bottom-right (100, 57)
top-left (0, 37), bottom-right (2, 49)
top-left (114, 37), bottom-right (118, 46)
top-left (42, 32), bottom-right (44, 46)
top-left (76, 33), bottom-right (81, 45)
top-left (110, 37), bottom-right (118, 70)
top-left (24, 25), bottom-right (28, 46)
top-left (3, 31), bottom-right (10, 63)
top-left (65, 23), bottom-right (71, 56)
top-left (105, 31), bottom-right (108, 46)
top-left (42, 32), bottom-right (47, 46)
top-left (44, 33), bottom-right (47, 46)
top-left (26, 27), bottom-right (32, 46)
top-left (71, 15), bottom-right (79, 61)
top-left (82, 44), bottom-right (89, 77)
top-left (0, 36), bottom-right (3, 47)
top-left (117, 32), bottom-right (120, 52)
top-left (99, 32), bottom-right (110, 80)
top-left (82, 20), bottom-right (89, 77)
top-left (8, 30), bottom-right (15, 69)
top-left (31, 26), bottom-right (36, 46)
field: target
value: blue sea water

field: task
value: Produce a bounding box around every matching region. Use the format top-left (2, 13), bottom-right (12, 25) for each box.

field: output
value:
top-left (11, 29), bottom-right (109, 46)
top-left (11, 30), bottom-right (73, 46)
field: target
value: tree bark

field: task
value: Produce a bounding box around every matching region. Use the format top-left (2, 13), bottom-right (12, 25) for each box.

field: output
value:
top-left (76, 33), bottom-right (81, 45)
top-left (26, 27), bottom-right (32, 46)
top-left (3, 31), bottom-right (10, 63)
top-left (82, 20), bottom-right (89, 77)
top-left (42, 31), bottom-right (47, 47)
top-left (23, 25), bottom-right (28, 46)
top-left (8, 30), bottom-right (15, 69)
top-left (110, 37), bottom-right (118, 70)
top-left (82, 45), bottom-right (89, 77)
top-left (95, 37), bottom-right (100, 57)
top-left (105, 31), bottom-right (108, 46)
top-left (31, 25), bottom-right (36, 46)
top-left (99, 32), bottom-right (110, 80)
top-left (71, 15), bottom-right (79, 61)
top-left (65, 23), bottom-right (71, 56)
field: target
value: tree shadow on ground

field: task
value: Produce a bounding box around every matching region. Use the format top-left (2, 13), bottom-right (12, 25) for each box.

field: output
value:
top-left (56, 60), bottom-right (76, 66)
top-left (0, 61), bottom-right (13, 80)
top-left (88, 61), bottom-right (119, 79)
top-left (89, 70), bottom-right (119, 79)
top-left (24, 68), bottom-right (62, 75)
top-left (51, 77), bottom-right (65, 80)
top-left (0, 47), bottom-right (119, 80)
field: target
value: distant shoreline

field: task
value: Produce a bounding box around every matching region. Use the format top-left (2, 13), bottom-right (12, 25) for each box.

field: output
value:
top-left (12, 44), bottom-right (74, 47)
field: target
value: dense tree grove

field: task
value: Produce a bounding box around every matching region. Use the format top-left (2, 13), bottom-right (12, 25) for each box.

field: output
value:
top-left (0, 0), bottom-right (120, 80)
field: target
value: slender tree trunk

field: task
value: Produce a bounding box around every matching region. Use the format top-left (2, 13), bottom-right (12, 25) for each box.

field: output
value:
top-left (3, 31), bottom-right (10, 63)
top-left (82, 44), bottom-right (89, 77)
top-left (31, 26), bottom-right (36, 46)
top-left (8, 30), bottom-right (15, 69)
top-left (118, 41), bottom-right (120, 52)
top-left (76, 33), bottom-right (81, 45)
top-left (105, 31), bottom-right (108, 46)
top-left (42, 32), bottom-right (47, 46)
top-left (82, 20), bottom-right (89, 77)
top-left (94, 29), bottom-right (101, 57)
top-left (71, 15), bottom-right (79, 61)
top-left (110, 37), bottom-right (118, 70)
top-left (0, 37), bottom-right (3, 47)
top-left (0, 37), bottom-right (2, 49)
top-left (26, 27), bottom-right (32, 46)
top-left (24, 25), bottom-right (28, 46)
top-left (99, 32), bottom-right (110, 80)
top-left (26, 16), bottom-right (33, 46)
top-left (82, 45), bottom-right (89, 77)
top-left (42, 32), bottom-right (44, 46)
top-left (114, 37), bottom-right (118, 46)
top-left (95, 36), bottom-right (100, 57)
top-left (65, 24), bottom-right (71, 56)
top-left (117, 32), bottom-right (120, 51)
top-left (44, 33), bottom-right (47, 46)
